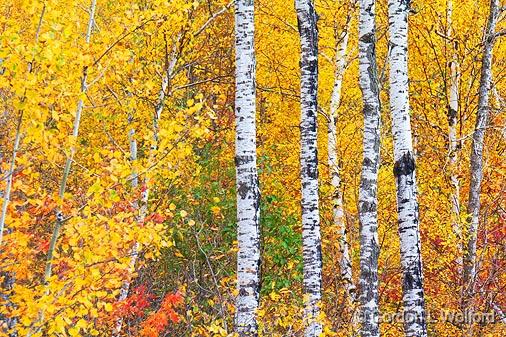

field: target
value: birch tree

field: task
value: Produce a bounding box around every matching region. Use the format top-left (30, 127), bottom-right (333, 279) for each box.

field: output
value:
top-left (234, 0), bottom-right (261, 335)
top-left (43, 0), bottom-right (97, 285)
top-left (26, 1), bottom-right (97, 335)
top-left (357, 0), bottom-right (381, 336)
top-left (0, 4), bottom-right (45, 335)
top-left (0, 113), bottom-right (22, 245)
top-left (0, 112), bottom-right (22, 336)
top-left (462, 0), bottom-right (501, 310)
top-left (113, 6), bottom-right (233, 334)
top-left (0, 3), bottom-right (46, 244)
top-left (295, 1), bottom-right (322, 335)
top-left (112, 113), bottom-right (141, 337)
top-left (327, 1), bottom-right (355, 302)
top-left (387, 0), bottom-right (427, 336)
top-left (446, 0), bottom-right (462, 262)
top-left (112, 33), bottom-right (181, 336)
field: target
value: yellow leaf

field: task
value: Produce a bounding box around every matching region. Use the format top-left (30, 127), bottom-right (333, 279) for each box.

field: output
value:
top-left (86, 179), bottom-right (102, 196)
top-left (210, 206), bottom-right (221, 216)
top-left (68, 135), bottom-right (77, 147)
top-left (174, 250), bottom-right (184, 258)
top-left (68, 327), bottom-right (79, 337)
top-left (76, 319), bottom-right (86, 329)
top-left (269, 292), bottom-right (281, 301)
top-left (52, 110), bottom-right (60, 121)
top-left (93, 152), bottom-right (101, 162)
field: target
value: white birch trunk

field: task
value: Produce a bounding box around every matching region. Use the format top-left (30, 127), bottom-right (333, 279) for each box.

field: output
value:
top-left (112, 115), bottom-right (140, 337)
top-left (112, 35), bottom-right (181, 335)
top-left (462, 0), bottom-right (500, 311)
top-left (357, 1), bottom-right (381, 336)
top-left (0, 113), bottom-right (22, 337)
top-left (26, 2), bottom-right (97, 336)
top-left (492, 302), bottom-right (506, 324)
top-left (43, 0), bottom-right (96, 284)
top-left (387, 1), bottom-right (427, 336)
top-left (0, 112), bottom-right (23, 245)
top-left (295, 1), bottom-right (322, 336)
top-left (153, 46), bottom-right (178, 141)
top-left (0, 3), bottom-right (45, 242)
top-left (446, 0), bottom-right (462, 263)
top-left (113, 7), bottom-right (227, 331)
top-left (1, 6), bottom-right (46, 336)
top-left (327, 10), bottom-right (355, 303)
top-left (234, 1), bottom-right (261, 335)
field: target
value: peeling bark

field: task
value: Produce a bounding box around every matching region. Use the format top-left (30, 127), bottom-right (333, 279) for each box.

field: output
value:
top-left (234, 1), bottom-right (261, 335)
top-left (295, 1), bottom-right (322, 336)
top-left (387, 0), bottom-right (428, 336)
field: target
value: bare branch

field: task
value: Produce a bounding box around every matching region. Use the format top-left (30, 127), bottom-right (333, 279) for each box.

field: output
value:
top-left (495, 29), bottom-right (506, 38)
top-left (193, 1), bottom-right (234, 37)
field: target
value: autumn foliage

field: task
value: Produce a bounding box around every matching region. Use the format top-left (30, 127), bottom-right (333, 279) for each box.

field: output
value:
top-left (0, 0), bottom-right (504, 336)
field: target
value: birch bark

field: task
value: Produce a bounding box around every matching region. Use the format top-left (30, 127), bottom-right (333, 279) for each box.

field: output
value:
top-left (43, 0), bottom-right (97, 285)
top-left (0, 112), bottom-right (23, 245)
top-left (111, 114), bottom-right (140, 337)
top-left (113, 35), bottom-right (180, 336)
top-left (0, 113), bottom-right (22, 337)
top-left (327, 6), bottom-right (355, 302)
top-left (295, 1), bottom-right (322, 336)
top-left (0, 2), bottom-right (46, 243)
top-left (463, 0), bottom-right (500, 311)
top-left (114, 6), bottom-right (229, 332)
top-left (387, 1), bottom-right (427, 336)
top-left (446, 0), bottom-right (462, 261)
top-left (0, 111), bottom-right (23, 336)
top-left (234, 1), bottom-right (261, 335)
top-left (357, 1), bottom-right (381, 336)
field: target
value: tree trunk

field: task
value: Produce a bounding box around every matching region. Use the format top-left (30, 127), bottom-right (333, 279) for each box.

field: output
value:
top-left (112, 114), bottom-right (140, 337)
top-left (43, 0), bottom-right (97, 284)
top-left (387, 1), bottom-right (428, 336)
top-left (0, 113), bottom-right (23, 335)
top-left (26, 1), bottom-right (97, 336)
top-left (234, 1), bottom-right (261, 336)
top-left (327, 6), bottom-right (355, 303)
top-left (446, 0), bottom-right (462, 264)
top-left (295, 1), bottom-right (322, 336)
top-left (0, 112), bottom-right (23, 245)
top-left (112, 34), bottom-right (181, 336)
top-left (0, 6), bottom-right (46, 336)
top-left (357, 1), bottom-right (381, 336)
top-left (462, 0), bottom-right (500, 320)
